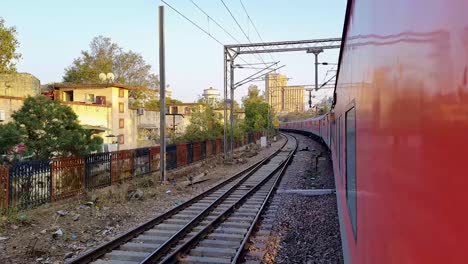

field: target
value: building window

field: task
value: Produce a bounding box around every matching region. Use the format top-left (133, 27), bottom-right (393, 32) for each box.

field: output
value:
top-left (119, 118), bottom-right (124, 128)
top-left (63, 91), bottom-right (74, 102)
top-left (118, 135), bottom-right (124, 145)
top-left (86, 94), bottom-right (95, 103)
top-left (346, 107), bottom-right (357, 239)
top-left (119, 88), bottom-right (124, 98)
top-left (119, 103), bottom-right (124, 113)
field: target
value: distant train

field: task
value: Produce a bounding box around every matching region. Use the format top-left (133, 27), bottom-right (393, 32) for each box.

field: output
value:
top-left (280, 0), bottom-right (467, 263)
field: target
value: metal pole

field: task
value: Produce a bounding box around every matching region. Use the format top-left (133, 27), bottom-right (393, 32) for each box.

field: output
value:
top-left (266, 74), bottom-right (270, 139)
top-left (223, 48), bottom-right (228, 159)
top-left (159, 5), bottom-right (166, 182)
top-left (314, 52), bottom-right (319, 92)
top-left (229, 60), bottom-right (235, 160)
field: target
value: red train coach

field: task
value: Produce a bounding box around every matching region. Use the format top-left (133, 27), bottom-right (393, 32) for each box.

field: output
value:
top-left (280, 0), bottom-right (467, 263)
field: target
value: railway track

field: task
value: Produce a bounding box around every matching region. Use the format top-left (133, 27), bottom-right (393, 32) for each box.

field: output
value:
top-left (68, 133), bottom-right (297, 264)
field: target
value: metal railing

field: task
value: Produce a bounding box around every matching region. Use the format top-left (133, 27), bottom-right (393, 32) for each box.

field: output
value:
top-left (0, 132), bottom-right (262, 212)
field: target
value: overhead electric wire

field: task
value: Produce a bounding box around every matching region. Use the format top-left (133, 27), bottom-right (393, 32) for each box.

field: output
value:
top-left (219, 0), bottom-right (268, 66)
top-left (239, 0), bottom-right (276, 62)
top-left (161, 0), bottom-right (253, 65)
top-left (189, 0), bottom-right (265, 66)
top-left (190, 0), bottom-right (242, 44)
top-left (319, 74), bottom-right (337, 89)
top-left (161, 0), bottom-right (224, 46)
top-left (321, 66), bottom-right (336, 84)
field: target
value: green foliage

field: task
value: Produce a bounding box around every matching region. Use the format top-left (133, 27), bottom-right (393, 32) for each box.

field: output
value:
top-left (11, 96), bottom-right (103, 160)
top-left (183, 106), bottom-right (223, 142)
top-left (242, 85), bottom-right (272, 132)
top-left (0, 18), bottom-right (21, 73)
top-left (0, 123), bottom-right (21, 154)
top-left (319, 105), bottom-right (331, 115)
top-left (231, 120), bottom-right (245, 141)
top-left (129, 86), bottom-right (157, 109)
top-left (63, 36), bottom-right (160, 106)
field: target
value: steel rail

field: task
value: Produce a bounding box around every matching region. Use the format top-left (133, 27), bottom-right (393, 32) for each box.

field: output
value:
top-left (67, 138), bottom-right (288, 264)
top-left (231, 134), bottom-right (298, 263)
top-left (138, 135), bottom-right (289, 262)
top-left (157, 134), bottom-right (297, 264)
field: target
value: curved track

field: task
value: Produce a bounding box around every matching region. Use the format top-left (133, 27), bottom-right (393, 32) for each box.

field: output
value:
top-left (68, 133), bottom-right (297, 264)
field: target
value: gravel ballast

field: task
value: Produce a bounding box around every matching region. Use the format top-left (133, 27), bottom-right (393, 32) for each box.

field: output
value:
top-left (0, 137), bottom-right (286, 264)
top-left (257, 132), bottom-right (343, 264)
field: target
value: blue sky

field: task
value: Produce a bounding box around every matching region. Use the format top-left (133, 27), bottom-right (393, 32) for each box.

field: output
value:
top-left (1, 0), bottom-right (346, 104)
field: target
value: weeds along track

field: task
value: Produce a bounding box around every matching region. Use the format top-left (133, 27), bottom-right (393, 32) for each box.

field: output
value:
top-left (68, 133), bottom-right (297, 264)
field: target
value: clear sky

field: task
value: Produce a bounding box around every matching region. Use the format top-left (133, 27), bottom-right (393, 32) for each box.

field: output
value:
top-left (0, 0), bottom-right (346, 105)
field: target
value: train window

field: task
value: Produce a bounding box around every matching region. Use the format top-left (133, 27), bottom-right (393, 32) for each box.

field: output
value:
top-left (346, 107), bottom-right (357, 239)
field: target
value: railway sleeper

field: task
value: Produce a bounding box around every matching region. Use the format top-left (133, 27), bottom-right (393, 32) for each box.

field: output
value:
top-left (93, 259), bottom-right (140, 264)
top-left (212, 226), bottom-right (249, 234)
top-left (105, 250), bottom-right (148, 262)
top-left (198, 239), bottom-right (241, 248)
top-left (179, 255), bottom-right (231, 264)
top-left (189, 246), bottom-right (237, 258)
top-left (118, 242), bottom-right (162, 253)
top-left (208, 232), bottom-right (244, 241)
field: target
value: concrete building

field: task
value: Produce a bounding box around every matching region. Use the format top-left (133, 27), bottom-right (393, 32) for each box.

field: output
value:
top-left (167, 102), bottom-right (204, 115)
top-left (131, 109), bottom-right (187, 147)
top-left (50, 83), bottom-right (136, 150)
top-left (265, 73), bottom-right (304, 114)
top-left (0, 73), bottom-right (41, 123)
top-left (1, 74), bottom-right (202, 151)
top-left (280, 85), bottom-right (305, 112)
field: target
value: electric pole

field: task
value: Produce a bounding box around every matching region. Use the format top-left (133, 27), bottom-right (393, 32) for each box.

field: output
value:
top-left (159, 5), bottom-right (166, 182)
top-left (306, 48), bottom-right (323, 108)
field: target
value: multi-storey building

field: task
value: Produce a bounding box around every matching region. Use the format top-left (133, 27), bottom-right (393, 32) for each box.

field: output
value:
top-left (50, 83), bottom-right (136, 150)
top-left (265, 73), bottom-right (304, 113)
top-left (0, 73), bottom-right (41, 123)
top-left (265, 73), bottom-right (287, 114)
top-left (280, 85), bottom-right (305, 112)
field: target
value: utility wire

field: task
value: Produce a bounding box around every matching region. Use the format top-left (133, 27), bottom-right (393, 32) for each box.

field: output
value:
top-left (161, 0), bottom-right (253, 65)
top-left (220, 0), bottom-right (267, 66)
top-left (189, 0), bottom-right (261, 66)
top-left (319, 74), bottom-right (337, 89)
top-left (321, 67), bottom-right (336, 84)
top-left (190, 0), bottom-right (267, 65)
top-left (190, 0), bottom-right (242, 44)
top-left (161, 0), bottom-right (224, 46)
top-left (239, 0), bottom-right (275, 62)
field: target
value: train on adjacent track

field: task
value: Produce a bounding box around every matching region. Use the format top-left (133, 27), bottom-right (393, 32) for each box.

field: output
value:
top-left (280, 0), bottom-right (467, 263)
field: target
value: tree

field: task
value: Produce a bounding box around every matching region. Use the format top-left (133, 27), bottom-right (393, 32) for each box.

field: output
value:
top-left (183, 106), bottom-right (223, 142)
top-left (12, 96), bottom-right (103, 160)
top-left (0, 123), bottom-right (21, 154)
top-left (0, 18), bottom-right (21, 73)
top-left (63, 36), bottom-right (160, 106)
top-left (242, 85), bottom-right (271, 132)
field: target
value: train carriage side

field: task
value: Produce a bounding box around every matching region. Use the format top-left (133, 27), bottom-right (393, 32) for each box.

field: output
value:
top-left (281, 0), bottom-right (467, 262)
